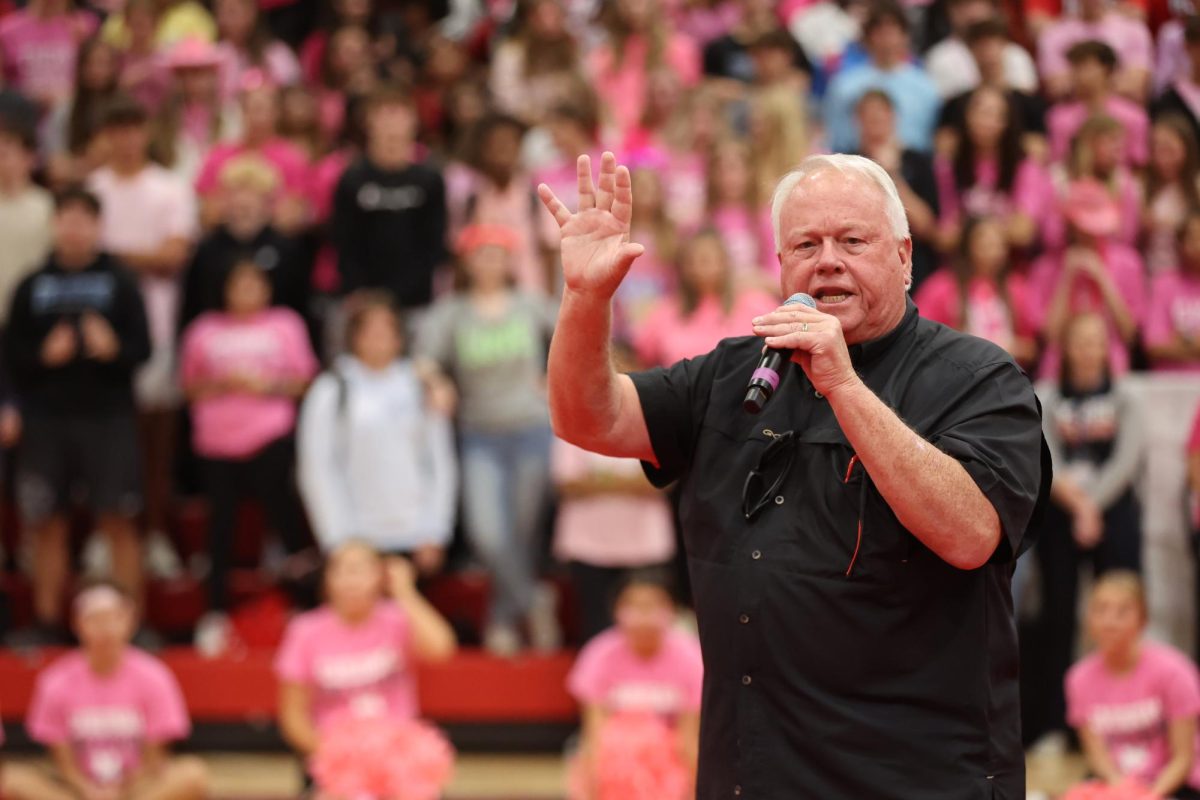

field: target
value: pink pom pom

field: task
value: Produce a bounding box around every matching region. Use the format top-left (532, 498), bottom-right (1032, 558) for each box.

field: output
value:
top-left (586, 712), bottom-right (691, 800)
top-left (311, 714), bottom-right (455, 800)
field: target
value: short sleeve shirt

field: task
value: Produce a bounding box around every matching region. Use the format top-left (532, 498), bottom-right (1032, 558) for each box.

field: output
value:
top-left (628, 300), bottom-right (1050, 800)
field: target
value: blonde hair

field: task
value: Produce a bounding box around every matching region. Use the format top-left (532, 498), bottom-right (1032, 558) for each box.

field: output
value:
top-left (751, 86), bottom-right (810, 206)
top-left (1090, 570), bottom-right (1148, 621)
top-left (218, 154), bottom-right (279, 194)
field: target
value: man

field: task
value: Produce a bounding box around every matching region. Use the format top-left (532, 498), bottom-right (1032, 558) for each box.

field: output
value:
top-left (538, 152), bottom-right (1049, 799)
top-left (14, 581), bottom-right (207, 800)
top-left (5, 188), bottom-right (151, 646)
top-left (823, 1), bottom-right (941, 154)
top-left (89, 96), bottom-right (197, 579)
top-left (1037, 0), bottom-right (1152, 101)
top-left (924, 0), bottom-right (1037, 98)
top-left (333, 84), bottom-right (447, 312)
top-left (1047, 40), bottom-right (1149, 167)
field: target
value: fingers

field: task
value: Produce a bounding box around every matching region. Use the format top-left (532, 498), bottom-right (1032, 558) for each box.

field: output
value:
top-left (577, 154), bottom-right (595, 210)
top-left (596, 151), bottom-right (616, 211)
top-left (611, 164), bottom-right (633, 227)
top-left (615, 242), bottom-right (645, 274)
top-left (537, 183), bottom-right (571, 227)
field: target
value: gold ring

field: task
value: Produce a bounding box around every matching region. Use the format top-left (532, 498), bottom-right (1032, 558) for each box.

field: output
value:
top-left (801, 322), bottom-right (809, 332)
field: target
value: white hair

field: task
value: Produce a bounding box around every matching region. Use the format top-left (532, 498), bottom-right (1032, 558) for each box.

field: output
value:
top-left (770, 154), bottom-right (911, 253)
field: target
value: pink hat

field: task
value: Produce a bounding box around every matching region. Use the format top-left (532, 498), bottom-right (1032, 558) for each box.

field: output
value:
top-left (1062, 179), bottom-right (1120, 238)
top-left (167, 37), bottom-right (222, 70)
top-left (457, 223), bottom-right (520, 255)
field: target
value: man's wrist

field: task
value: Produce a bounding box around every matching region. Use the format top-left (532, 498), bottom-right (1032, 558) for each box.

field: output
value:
top-left (822, 372), bottom-right (867, 405)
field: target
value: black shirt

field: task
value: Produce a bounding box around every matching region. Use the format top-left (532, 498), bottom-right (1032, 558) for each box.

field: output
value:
top-left (6, 253), bottom-right (150, 417)
top-left (332, 156), bottom-right (448, 309)
top-left (629, 301), bottom-right (1050, 800)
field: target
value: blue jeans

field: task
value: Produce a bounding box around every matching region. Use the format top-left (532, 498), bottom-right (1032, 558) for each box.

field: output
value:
top-left (460, 425), bottom-right (553, 628)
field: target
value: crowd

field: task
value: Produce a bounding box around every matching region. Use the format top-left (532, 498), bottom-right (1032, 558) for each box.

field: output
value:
top-left (0, 0), bottom-right (1198, 795)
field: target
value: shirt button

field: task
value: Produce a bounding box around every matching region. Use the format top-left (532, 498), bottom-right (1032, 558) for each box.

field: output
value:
top-left (742, 675), bottom-right (752, 685)
top-left (751, 550), bottom-right (762, 560)
top-left (739, 613), bottom-right (750, 624)
top-left (774, 495), bottom-right (784, 505)
top-left (814, 389), bottom-right (823, 398)
top-left (734, 787), bottom-right (742, 796)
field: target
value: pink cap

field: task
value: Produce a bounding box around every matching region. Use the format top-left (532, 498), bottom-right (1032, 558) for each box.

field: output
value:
top-left (1062, 179), bottom-right (1120, 238)
top-left (457, 223), bottom-right (520, 255)
top-left (167, 37), bottom-right (222, 70)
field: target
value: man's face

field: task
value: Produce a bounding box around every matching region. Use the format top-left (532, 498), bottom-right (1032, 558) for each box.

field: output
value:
top-left (105, 122), bottom-right (149, 165)
top-left (1070, 57), bottom-right (1108, 94)
top-left (222, 184), bottom-right (271, 232)
top-left (367, 103), bottom-right (416, 149)
top-left (856, 96), bottom-right (895, 142)
top-left (866, 19), bottom-right (909, 63)
top-left (54, 204), bottom-right (101, 264)
top-left (969, 36), bottom-right (1005, 73)
top-left (776, 170), bottom-right (911, 345)
top-left (75, 601), bottom-right (135, 654)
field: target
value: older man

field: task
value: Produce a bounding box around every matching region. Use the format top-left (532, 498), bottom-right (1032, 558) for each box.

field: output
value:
top-left (538, 152), bottom-right (1049, 799)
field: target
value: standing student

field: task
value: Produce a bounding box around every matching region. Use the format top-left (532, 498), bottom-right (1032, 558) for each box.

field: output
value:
top-left (0, 122), bottom-right (53, 326)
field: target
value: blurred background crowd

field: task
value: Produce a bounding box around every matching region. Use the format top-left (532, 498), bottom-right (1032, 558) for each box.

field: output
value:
top-left (0, 0), bottom-right (1199, 795)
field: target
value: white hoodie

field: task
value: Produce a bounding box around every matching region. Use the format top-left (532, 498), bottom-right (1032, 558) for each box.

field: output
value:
top-left (298, 356), bottom-right (457, 552)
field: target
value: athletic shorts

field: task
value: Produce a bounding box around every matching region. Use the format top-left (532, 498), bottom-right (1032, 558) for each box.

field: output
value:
top-left (17, 413), bottom-right (143, 525)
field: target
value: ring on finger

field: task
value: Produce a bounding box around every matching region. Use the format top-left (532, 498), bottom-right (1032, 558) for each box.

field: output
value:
top-left (801, 322), bottom-right (809, 332)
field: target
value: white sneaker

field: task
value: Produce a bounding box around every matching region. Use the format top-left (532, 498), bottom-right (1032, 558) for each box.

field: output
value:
top-left (143, 530), bottom-right (183, 579)
top-left (81, 533), bottom-right (112, 578)
top-left (195, 611), bottom-right (232, 658)
top-left (483, 623), bottom-right (522, 658)
top-left (526, 582), bottom-right (563, 653)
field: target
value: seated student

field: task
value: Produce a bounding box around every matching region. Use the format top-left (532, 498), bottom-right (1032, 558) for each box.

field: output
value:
top-left (1066, 572), bottom-right (1200, 800)
top-left (18, 581), bottom-right (207, 800)
top-left (567, 568), bottom-right (703, 799)
top-left (1146, 212), bottom-right (1200, 372)
top-left (297, 293), bottom-right (457, 569)
top-left (274, 541), bottom-right (456, 762)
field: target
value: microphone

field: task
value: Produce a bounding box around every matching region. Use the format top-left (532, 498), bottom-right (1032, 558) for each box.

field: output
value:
top-left (743, 292), bottom-right (816, 414)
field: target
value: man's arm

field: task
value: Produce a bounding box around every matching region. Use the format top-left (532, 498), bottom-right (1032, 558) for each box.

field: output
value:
top-left (539, 153), bottom-right (654, 462)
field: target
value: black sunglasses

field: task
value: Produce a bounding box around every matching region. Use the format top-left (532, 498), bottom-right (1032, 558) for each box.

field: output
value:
top-left (742, 430), bottom-right (798, 521)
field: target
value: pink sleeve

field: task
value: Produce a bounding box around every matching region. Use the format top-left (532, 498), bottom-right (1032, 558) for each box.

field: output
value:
top-left (674, 634), bottom-right (704, 712)
top-left (26, 670), bottom-right (69, 745)
top-left (1128, 22), bottom-right (1153, 72)
top-left (178, 321), bottom-right (209, 388)
top-left (913, 272), bottom-right (957, 327)
top-left (1012, 160), bottom-right (1048, 220)
top-left (1026, 254), bottom-right (1060, 332)
top-left (566, 635), bottom-right (612, 705)
top-left (141, 662), bottom-right (190, 742)
top-left (1047, 107), bottom-right (1071, 164)
top-left (1007, 274), bottom-right (1038, 338)
top-left (666, 34), bottom-right (701, 87)
top-left (1188, 407), bottom-right (1200, 453)
top-left (194, 149), bottom-right (225, 196)
top-left (1159, 650), bottom-right (1200, 722)
top-left (274, 617), bottom-right (314, 684)
top-left (933, 157), bottom-right (959, 227)
top-left (1144, 274), bottom-right (1176, 347)
top-left (266, 42), bottom-right (301, 86)
top-left (299, 32), bottom-right (325, 84)
top-left (277, 148), bottom-right (311, 198)
top-left (1038, 25), bottom-right (1069, 82)
top-left (1064, 663), bottom-right (1092, 729)
top-left (1128, 110), bottom-right (1149, 167)
top-left (390, 604), bottom-right (412, 665)
top-left (286, 314), bottom-right (318, 379)
top-left (165, 180), bottom-right (198, 240)
top-left (1111, 248), bottom-right (1147, 325)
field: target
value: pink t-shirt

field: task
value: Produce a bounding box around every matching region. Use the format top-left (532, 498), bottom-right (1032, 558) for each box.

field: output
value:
top-left (309, 148), bottom-right (352, 294)
top-left (552, 439), bottom-right (676, 567)
top-left (27, 649), bottom-right (190, 786)
top-left (567, 628), bottom-right (703, 721)
top-left (1042, 169), bottom-right (1143, 252)
top-left (1028, 243), bottom-right (1148, 379)
top-left (933, 157), bottom-right (1049, 227)
top-left (180, 307), bottom-right (317, 459)
top-left (1038, 13), bottom-right (1153, 85)
top-left (1067, 641), bottom-right (1200, 791)
top-left (633, 290), bottom-right (777, 367)
top-left (914, 271), bottom-right (1036, 349)
top-left (1144, 270), bottom-right (1200, 373)
top-left (194, 138), bottom-right (311, 199)
top-left (0, 10), bottom-right (97, 100)
top-left (274, 602), bottom-right (417, 732)
top-left (587, 33), bottom-right (700, 139)
top-left (1047, 97), bottom-right (1150, 168)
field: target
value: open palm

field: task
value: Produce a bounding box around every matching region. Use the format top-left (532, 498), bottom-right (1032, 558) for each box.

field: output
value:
top-left (538, 152), bottom-right (645, 297)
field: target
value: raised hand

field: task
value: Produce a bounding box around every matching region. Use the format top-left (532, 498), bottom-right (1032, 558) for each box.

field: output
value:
top-left (537, 152), bottom-right (645, 298)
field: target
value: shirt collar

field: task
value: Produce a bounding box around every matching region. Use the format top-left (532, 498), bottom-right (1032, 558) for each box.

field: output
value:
top-left (847, 297), bottom-right (918, 368)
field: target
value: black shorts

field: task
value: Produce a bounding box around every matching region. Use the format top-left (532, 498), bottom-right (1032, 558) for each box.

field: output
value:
top-left (17, 413), bottom-right (143, 525)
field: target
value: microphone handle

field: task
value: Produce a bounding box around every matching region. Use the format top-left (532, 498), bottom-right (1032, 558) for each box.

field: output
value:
top-left (743, 348), bottom-right (790, 414)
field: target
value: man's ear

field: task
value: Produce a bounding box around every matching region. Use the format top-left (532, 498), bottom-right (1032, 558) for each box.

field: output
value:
top-left (899, 237), bottom-right (913, 290)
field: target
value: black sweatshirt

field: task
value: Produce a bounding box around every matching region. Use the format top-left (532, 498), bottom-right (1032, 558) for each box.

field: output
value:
top-left (332, 156), bottom-right (447, 309)
top-left (5, 253), bottom-right (150, 416)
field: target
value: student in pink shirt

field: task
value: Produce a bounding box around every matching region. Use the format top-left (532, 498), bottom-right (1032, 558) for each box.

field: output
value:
top-left (1047, 42), bottom-right (1150, 170)
top-left (915, 215), bottom-right (1038, 368)
top-left (614, 153), bottom-right (678, 335)
top-left (1145, 213), bottom-right (1200, 372)
top-left (1066, 572), bottom-right (1200, 800)
top-left (1037, 0), bottom-right (1153, 102)
top-left (1029, 179), bottom-right (1147, 379)
top-left (194, 76), bottom-right (311, 235)
top-left (567, 568), bottom-right (703, 799)
top-left (1143, 115), bottom-right (1200, 275)
top-left (933, 85), bottom-right (1046, 253)
top-left (117, 0), bottom-right (171, 114)
top-left (18, 581), bottom-right (208, 800)
top-left (633, 229), bottom-right (776, 367)
top-left (489, 0), bottom-right (586, 127)
top-left (707, 138), bottom-right (776, 289)
top-left (154, 37), bottom-right (236, 186)
top-left (275, 541), bottom-right (456, 757)
top-left (213, 0), bottom-right (300, 99)
top-left (180, 260), bottom-right (318, 656)
top-left (0, 0), bottom-right (98, 114)
top-left (586, 0), bottom-right (700, 141)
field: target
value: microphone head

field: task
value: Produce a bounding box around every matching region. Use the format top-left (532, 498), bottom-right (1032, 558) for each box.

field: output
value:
top-left (783, 292), bottom-right (817, 309)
